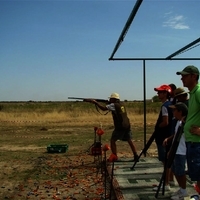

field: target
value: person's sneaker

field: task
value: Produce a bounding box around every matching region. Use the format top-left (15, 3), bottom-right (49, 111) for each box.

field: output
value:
top-left (153, 185), bottom-right (171, 191)
top-left (107, 153), bottom-right (118, 162)
top-left (190, 194), bottom-right (200, 200)
top-left (171, 189), bottom-right (188, 200)
top-left (171, 189), bottom-right (181, 196)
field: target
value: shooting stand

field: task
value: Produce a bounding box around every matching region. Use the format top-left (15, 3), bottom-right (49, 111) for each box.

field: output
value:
top-left (86, 126), bottom-right (104, 165)
top-left (100, 145), bottom-right (115, 199)
top-left (87, 126), bottom-right (113, 199)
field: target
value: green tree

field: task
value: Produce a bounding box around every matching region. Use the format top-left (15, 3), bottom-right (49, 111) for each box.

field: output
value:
top-left (152, 95), bottom-right (159, 102)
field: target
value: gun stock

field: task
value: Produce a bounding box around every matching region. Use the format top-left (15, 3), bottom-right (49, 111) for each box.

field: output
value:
top-left (130, 131), bottom-right (156, 170)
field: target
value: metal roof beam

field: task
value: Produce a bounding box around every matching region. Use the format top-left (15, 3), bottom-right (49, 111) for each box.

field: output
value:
top-left (110, 58), bottom-right (200, 61)
top-left (166, 37), bottom-right (200, 59)
top-left (109, 0), bottom-right (143, 60)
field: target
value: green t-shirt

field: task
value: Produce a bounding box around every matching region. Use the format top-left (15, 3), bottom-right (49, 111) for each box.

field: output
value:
top-left (184, 83), bottom-right (200, 142)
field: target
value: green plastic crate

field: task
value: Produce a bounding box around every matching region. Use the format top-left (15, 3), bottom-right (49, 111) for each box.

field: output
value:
top-left (47, 144), bottom-right (68, 153)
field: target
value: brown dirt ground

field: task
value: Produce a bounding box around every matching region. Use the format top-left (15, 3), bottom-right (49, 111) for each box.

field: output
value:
top-left (0, 124), bottom-right (157, 200)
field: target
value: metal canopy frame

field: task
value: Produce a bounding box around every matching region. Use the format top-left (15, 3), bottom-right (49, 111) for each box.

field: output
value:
top-left (108, 0), bottom-right (200, 150)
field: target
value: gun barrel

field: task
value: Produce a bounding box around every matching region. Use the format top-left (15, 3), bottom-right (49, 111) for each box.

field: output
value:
top-left (68, 97), bottom-right (109, 103)
top-left (68, 97), bottom-right (85, 100)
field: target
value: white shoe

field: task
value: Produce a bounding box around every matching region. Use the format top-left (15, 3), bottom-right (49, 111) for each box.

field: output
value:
top-left (171, 189), bottom-right (181, 196)
top-left (171, 189), bottom-right (188, 200)
top-left (153, 185), bottom-right (171, 191)
top-left (190, 195), bottom-right (200, 200)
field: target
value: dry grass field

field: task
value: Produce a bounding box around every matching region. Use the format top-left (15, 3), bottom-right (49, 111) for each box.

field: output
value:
top-left (0, 101), bottom-right (159, 200)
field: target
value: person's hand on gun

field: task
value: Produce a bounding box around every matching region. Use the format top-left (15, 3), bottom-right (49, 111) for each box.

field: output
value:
top-left (162, 138), bottom-right (168, 147)
top-left (162, 135), bottom-right (173, 147)
top-left (167, 149), bottom-right (171, 159)
top-left (85, 99), bottom-right (108, 112)
top-left (84, 99), bottom-right (97, 104)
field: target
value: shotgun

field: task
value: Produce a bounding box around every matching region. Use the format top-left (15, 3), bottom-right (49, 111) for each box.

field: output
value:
top-left (68, 97), bottom-right (110, 115)
top-left (68, 97), bottom-right (109, 103)
top-left (130, 130), bottom-right (157, 170)
top-left (155, 123), bottom-right (184, 198)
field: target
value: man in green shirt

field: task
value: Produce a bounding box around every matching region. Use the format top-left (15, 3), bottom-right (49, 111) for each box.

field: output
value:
top-left (176, 65), bottom-right (200, 198)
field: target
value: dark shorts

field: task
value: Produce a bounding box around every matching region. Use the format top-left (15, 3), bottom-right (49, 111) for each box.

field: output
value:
top-left (186, 142), bottom-right (200, 181)
top-left (171, 154), bottom-right (186, 176)
top-left (111, 129), bottom-right (132, 141)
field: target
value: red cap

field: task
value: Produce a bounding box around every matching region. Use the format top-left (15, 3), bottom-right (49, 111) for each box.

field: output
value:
top-left (154, 84), bottom-right (172, 93)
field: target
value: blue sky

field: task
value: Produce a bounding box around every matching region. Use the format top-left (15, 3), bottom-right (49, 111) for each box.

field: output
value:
top-left (0, 0), bottom-right (200, 101)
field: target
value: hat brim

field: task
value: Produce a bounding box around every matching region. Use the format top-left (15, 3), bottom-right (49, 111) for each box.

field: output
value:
top-left (154, 88), bottom-right (168, 92)
top-left (176, 71), bottom-right (190, 75)
top-left (154, 88), bottom-right (164, 91)
top-left (109, 96), bottom-right (120, 99)
top-left (175, 92), bottom-right (188, 97)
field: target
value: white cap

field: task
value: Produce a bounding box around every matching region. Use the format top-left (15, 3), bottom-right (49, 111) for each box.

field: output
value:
top-left (109, 93), bottom-right (120, 99)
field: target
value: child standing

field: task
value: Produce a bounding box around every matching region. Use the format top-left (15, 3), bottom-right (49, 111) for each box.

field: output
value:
top-left (163, 102), bottom-right (188, 199)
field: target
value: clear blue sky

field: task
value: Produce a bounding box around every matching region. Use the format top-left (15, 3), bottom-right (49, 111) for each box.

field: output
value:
top-left (0, 0), bottom-right (200, 101)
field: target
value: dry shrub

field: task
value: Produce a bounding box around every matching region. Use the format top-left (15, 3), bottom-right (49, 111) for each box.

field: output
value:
top-left (0, 110), bottom-right (158, 127)
top-left (129, 113), bottom-right (157, 125)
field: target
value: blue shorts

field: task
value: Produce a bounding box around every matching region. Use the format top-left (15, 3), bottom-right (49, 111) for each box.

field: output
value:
top-left (186, 142), bottom-right (200, 181)
top-left (111, 129), bottom-right (132, 141)
top-left (171, 154), bottom-right (186, 176)
top-left (156, 144), bottom-right (166, 162)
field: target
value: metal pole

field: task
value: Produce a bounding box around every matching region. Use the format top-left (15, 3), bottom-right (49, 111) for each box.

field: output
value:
top-left (143, 60), bottom-right (147, 156)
